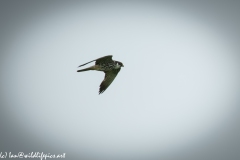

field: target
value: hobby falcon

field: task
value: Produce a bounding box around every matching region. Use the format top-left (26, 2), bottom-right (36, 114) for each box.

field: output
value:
top-left (77, 55), bottom-right (124, 94)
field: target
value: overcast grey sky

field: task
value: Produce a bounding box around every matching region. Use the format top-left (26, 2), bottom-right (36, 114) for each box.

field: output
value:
top-left (1, 1), bottom-right (240, 160)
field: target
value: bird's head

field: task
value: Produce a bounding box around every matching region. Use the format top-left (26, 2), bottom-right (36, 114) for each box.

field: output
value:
top-left (116, 61), bottom-right (124, 67)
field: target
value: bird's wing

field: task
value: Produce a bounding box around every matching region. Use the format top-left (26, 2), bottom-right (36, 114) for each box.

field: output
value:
top-left (99, 68), bottom-right (121, 94)
top-left (78, 55), bottom-right (113, 67)
top-left (95, 55), bottom-right (113, 65)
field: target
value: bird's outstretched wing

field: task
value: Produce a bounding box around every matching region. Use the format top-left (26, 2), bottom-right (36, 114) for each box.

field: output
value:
top-left (78, 55), bottom-right (113, 67)
top-left (99, 68), bottom-right (121, 94)
top-left (95, 55), bottom-right (113, 65)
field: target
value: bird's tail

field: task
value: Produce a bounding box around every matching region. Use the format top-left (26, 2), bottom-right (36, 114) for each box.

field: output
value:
top-left (77, 66), bottom-right (96, 72)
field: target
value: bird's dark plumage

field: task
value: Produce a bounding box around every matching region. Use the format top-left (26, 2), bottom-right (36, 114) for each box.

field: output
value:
top-left (77, 55), bottom-right (124, 94)
top-left (99, 68), bottom-right (121, 94)
top-left (78, 55), bottom-right (113, 67)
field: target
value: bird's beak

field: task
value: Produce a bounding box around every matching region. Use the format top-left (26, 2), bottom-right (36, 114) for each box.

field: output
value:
top-left (122, 65), bottom-right (124, 67)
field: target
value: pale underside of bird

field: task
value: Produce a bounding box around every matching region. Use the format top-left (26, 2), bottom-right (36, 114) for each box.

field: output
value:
top-left (77, 55), bottom-right (124, 94)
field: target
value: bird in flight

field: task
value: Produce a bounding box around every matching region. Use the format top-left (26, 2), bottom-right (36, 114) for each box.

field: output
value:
top-left (77, 55), bottom-right (124, 94)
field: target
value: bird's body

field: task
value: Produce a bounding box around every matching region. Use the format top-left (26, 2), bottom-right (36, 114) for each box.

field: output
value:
top-left (77, 55), bottom-right (124, 94)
